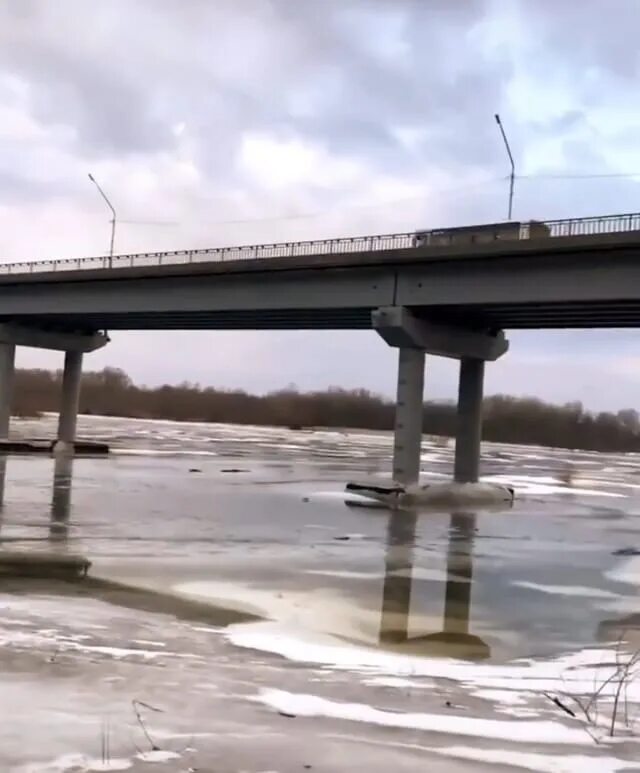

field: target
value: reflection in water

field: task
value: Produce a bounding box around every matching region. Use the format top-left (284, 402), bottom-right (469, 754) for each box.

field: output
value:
top-left (379, 511), bottom-right (417, 644)
top-left (0, 455), bottom-right (7, 509)
top-left (379, 510), bottom-right (491, 660)
top-left (50, 453), bottom-right (73, 543)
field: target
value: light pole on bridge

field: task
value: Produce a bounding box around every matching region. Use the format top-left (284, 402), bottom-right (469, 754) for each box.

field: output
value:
top-left (88, 173), bottom-right (116, 268)
top-left (494, 114), bottom-right (515, 221)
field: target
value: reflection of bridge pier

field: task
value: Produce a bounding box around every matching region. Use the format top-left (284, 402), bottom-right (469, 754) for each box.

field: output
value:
top-left (49, 452), bottom-right (73, 543)
top-left (379, 511), bottom-right (417, 644)
top-left (0, 456), bottom-right (7, 510)
top-left (378, 510), bottom-right (490, 660)
top-left (0, 452), bottom-right (73, 539)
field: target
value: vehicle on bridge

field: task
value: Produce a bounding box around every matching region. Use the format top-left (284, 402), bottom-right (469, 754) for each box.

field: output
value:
top-left (411, 220), bottom-right (551, 248)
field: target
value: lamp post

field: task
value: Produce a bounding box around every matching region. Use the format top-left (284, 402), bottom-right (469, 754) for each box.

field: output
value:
top-left (88, 173), bottom-right (116, 268)
top-left (494, 114), bottom-right (515, 221)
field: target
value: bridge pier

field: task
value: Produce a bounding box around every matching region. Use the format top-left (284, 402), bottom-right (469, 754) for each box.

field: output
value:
top-left (0, 343), bottom-right (16, 439)
top-left (373, 307), bottom-right (508, 488)
top-left (454, 358), bottom-right (485, 484)
top-left (0, 344), bottom-right (15, 507)
top-left (56, 351), bottom-right (83, 451)
top-left (0, 325), bottom-right (108, 457)
top-left (392, 348), bottom-right (426, 486)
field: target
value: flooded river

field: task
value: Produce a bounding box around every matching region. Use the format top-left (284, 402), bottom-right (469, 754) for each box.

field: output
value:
top-left (0, 414), bottom-right (639, 771)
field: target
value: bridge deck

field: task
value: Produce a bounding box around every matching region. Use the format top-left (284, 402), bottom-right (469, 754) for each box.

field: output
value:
top-left (1, 212), bottom-right (640, 331)
top-left (2, 210), bottom-right (640, 280)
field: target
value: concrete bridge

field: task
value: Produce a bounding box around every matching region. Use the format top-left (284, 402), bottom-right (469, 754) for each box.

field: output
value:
top-left (2, 210), bottom-right (640, 490)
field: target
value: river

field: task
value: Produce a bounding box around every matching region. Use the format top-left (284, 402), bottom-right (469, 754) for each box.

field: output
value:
top-left (0, 414), bottom-right (639, 771)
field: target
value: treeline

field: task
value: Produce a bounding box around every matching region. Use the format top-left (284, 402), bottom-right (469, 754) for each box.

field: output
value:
top-left (11, 367), bottom-right (640, 452)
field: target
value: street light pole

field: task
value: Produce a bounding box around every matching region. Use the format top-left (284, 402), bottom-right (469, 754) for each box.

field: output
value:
top-left (494, 114), bottom-right (515, 221)
top-left (88, 173), bottom-right (116, 268)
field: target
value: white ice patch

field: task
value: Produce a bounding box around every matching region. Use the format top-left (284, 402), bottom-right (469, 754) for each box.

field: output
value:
top-left (304, 490), bottom-right (386, 508)
top-left (226, 621), bottom-right (640, 701)
top-left (483, 474), bottom-right (625, 498)
top-left (135, 750), bottom-right (181, 762)
top-left (15, 754), bottom-right (132, 772)
top-left (363, 676), bottom-right (435, 690)
top-left (0, 595), bottom-right (186, 662)
top-left (305, 570), bottom-right (382, 580)
top-left (472, 688), bottom-right (529, 706)
top-left (607, 556), bottom-right (640, 587)
top-left (512, 581), bottom-right (620, 599)
top-left (253, 688), bottom-right (586, 745)
top-left (425, 745), bottom-right (631, 773)
top-left (111, 448), bottom-right (218, 457)
top-left (0, 628), bottom-right (177, 661)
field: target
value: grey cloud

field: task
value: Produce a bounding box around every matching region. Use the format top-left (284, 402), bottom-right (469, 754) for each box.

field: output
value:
top-left (0, 0), bottom-right (509, 180)
top-left (0, 10), bottom-right (174, 156)
top-left (522, 0), bottom-right (640, 81)
top-left (0, 0), bottom-right (637, 214)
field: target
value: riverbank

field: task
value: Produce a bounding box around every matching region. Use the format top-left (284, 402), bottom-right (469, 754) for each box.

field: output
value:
top-left (10, 366), bottom-right (640, 451)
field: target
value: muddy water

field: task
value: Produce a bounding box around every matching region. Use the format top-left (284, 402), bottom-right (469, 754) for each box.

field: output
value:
top-left (2, 414), bottom-right (639, 661)
top-left (1, 414), bottom-right (640, 771)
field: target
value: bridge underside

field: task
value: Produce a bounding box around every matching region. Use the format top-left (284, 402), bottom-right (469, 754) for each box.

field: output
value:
top-left (6, 299), bottom-right (640, 332)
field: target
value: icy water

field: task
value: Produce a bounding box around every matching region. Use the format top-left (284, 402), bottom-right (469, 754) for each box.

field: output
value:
top-left (1, 414), bottom-right (640, 771)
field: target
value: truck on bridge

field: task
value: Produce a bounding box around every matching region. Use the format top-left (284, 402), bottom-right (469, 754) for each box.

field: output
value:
top-left (412, 220), bottom-right (551, 248)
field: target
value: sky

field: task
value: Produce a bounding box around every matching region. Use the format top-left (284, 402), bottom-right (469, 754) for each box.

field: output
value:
top-left (1, 0), bottom-right (640, 411)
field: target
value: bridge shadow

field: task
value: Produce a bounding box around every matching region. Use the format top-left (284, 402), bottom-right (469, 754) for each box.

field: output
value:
top-left (378, 509), bottom-right (490, 661)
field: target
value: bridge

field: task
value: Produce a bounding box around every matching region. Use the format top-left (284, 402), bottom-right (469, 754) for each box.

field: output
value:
top-left (1, 209), bottom-right (640, 495)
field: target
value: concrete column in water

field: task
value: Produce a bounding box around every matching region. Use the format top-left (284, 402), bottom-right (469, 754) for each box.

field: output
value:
top-left (0, 343), bottom-right (16, 439)
top-left (392, 347), bottom-right (425, 486)
top-left (454, 357), bottom-right (485, 484)
top-left (0, 343), bottom-right (15, 508)
top-left (57, 350), bottom-right (84, 446)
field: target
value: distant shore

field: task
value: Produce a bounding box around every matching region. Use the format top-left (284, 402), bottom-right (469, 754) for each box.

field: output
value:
top-left (10, 366), bottom-right (640, 453)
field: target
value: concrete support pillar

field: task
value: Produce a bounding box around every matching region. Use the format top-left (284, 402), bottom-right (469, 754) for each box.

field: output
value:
top-left (454, 357), bottom-right (485, 484)
top-left (0, 343), bottom-right (16, 439)
top-left (57, 351), bottom-right (83, 446)
top-left (392, 348), bottom-right (425, 486)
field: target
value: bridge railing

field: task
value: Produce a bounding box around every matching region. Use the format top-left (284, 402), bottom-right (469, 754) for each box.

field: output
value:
top-left (544, 212), bottom-right (640, 237)
top-left (1, 211), bottom-right (640, 276)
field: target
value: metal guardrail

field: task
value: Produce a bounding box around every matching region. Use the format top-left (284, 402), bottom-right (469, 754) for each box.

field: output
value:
top-left (1, 211), bottom-right (640, 277)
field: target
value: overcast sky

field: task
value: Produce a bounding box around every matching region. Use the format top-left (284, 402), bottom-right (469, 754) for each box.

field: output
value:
top-left (1, 0), bottom-right (640, 410)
